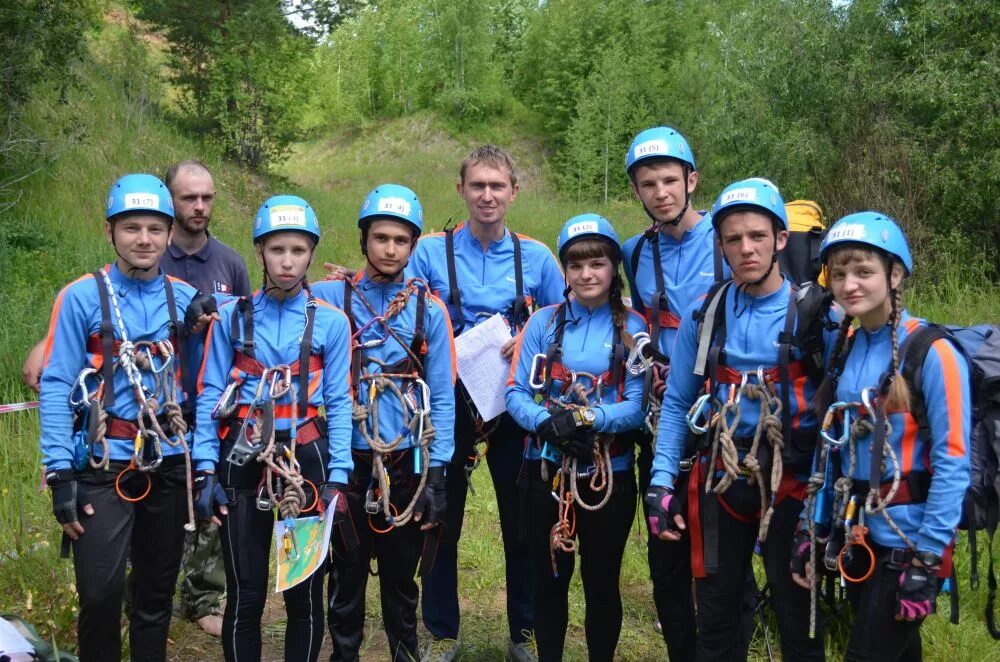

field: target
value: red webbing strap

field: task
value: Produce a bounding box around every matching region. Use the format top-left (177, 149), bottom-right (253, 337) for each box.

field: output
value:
top-left (689, 457), bottom-right (706, 579)
top-left (715, 360), bottom-right (806, 385)
top-left (232, 351), bottom-right (323, 378)
top-left (773, 470), bottom-right (809, 507)
top-left (657, 309), bottom-right (682, 330)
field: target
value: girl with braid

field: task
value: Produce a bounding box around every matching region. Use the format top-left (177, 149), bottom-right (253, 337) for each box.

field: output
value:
top-left (792, 212), bottom-right (971, 661)
top-left (506, 214), bottom-right (646, 661)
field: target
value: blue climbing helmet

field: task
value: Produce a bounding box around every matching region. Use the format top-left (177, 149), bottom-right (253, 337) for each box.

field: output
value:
top-left (106, 174), bottom-right (174, 222)
top-left (711, 177), bottom-right (789, 232)
top-left (556, 213), bottom-right (621, 265)
top-left (253, 195), bottom-right (321, 244)
top-left (820, 211), bottom-right (912, 275)
top-left (358, 184), bottom-right (423, 236)
top-left (625, 126), bottom-right (696, 176)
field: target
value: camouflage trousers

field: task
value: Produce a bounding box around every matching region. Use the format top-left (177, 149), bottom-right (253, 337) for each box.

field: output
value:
top-left (178, 520), bottom-right (226, 620)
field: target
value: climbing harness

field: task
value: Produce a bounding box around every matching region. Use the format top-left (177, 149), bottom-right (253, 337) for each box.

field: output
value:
top-left (699, 366), bottom-right (786, 544)
top-left (343, 277), bottom-right (436, 531)
top-left (529, 303), bottom-right (625, 575)
top-left (213, 293), bottom-right (324, 528)
top-left (73, 268), bottom-right (196, 530)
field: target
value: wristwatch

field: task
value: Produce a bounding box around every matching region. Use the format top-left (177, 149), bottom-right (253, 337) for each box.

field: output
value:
top-left (575, 407), bottom-right (597, 427)
top-left (915, 551), bottom-right (942, 569)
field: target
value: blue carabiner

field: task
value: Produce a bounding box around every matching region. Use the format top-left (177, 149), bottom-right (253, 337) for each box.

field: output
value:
top-left (821, 401), bottom-right (853, 447)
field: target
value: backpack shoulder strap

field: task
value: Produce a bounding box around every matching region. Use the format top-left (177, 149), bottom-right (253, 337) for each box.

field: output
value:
top-left (93, 270), bottom-right (116, 408)
top-left (629, 233), bottom-right (647, 291)
top-left (899, 324), bottom-right (951, 428)
top-left (693, 280), bottom-right (732, 378)
top-left (445, 226), bottom-right (465, 334)
top-left (543, 304), bottom-right (568, 393)
top-left (232, 296), bottom-right (255, 358)
top-left (163, 277), bottom-right (196, 412)
top-left (511, 231), bottom-right (527, 331)
top-left (410, 281), bottom-right (428, 378)
top-left (713, 240), bottom-right (724, 282)
top-left (299, 293), bottom-right (318, 419)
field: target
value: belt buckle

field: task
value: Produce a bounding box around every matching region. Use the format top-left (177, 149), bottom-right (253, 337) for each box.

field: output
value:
top-left (679, 455), bottom-right (697, 472)
top-left (255, 484), bottom-right (273, 511)
top-left (364, 488), bottom-right (380, 515)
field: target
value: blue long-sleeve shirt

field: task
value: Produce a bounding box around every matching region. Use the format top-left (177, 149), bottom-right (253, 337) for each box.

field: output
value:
top-left (311, 275), bottom-right (456, 467)
top-left (621, 213), bottom-right (729, 359)
top-left (194, 288), bottom-right (354, 484)
top-left (824, 312), bottom-right (971, 558)
top-left (652, 279), bottom-right (828, 487)
top-left (40, 264), bottom-right (203, 470)
top-left (505, 299), bottom-right (647, 471)
top-left (407, 222), bottom-right (565, 334)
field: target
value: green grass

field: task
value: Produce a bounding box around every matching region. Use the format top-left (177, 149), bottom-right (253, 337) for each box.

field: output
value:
top-left (2, 14), bottom-right (1000, 662)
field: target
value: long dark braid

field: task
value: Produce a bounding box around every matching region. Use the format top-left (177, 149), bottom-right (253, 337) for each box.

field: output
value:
top-left (883, 286), bottom-right (912, 411)
top-left (608, 273), bottom-right (635, 351)
top-left (811, 314), bottom-right (854, 414)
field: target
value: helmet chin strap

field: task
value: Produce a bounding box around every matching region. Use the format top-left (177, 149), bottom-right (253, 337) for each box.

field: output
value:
top-left (110, 232), bottom-right (156, 278)
top-left (639, 165), bottom-right (692, 235)
top-left (260, 246), bottom-right (314, 295)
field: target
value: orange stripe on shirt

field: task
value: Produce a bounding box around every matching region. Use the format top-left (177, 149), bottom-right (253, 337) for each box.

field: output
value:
top-left (933, 339), bottom-right (966, 457)
top-left (43, 274), bottom-right (96, 367)
top-left (428, 294), bottom-right (458, 384)
top-left (900, 414), bottom-right (919, 474)
top-left (792, 375), bottom-right (807, 430)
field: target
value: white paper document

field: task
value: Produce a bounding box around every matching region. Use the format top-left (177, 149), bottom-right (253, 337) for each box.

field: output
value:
top-left (0, 617), bottom-right (34, 656)
top-left (454, 313), bottom-right (513, 422)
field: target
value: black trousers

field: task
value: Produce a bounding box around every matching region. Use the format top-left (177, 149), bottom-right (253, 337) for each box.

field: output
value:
top-left (328, 449), bottom-right (424, 661)
top-left (421, 388), bottom-right (534, 643)
top-left (218, 436), bottom-right (329, 662)
top-left (525, 460), bottom-right (636, 662)
top-left (760, 491), bottom-right (825, 662)
top-left (843, 545), bottom-right (923, 662)
top-left (636, 436), bottom-right (698, 661)
top-left (70, 457), bottom-right (188, 662)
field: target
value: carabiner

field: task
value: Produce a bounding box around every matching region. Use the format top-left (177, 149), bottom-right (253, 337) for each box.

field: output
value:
top-left (267, 365), bottom-right (293, 399)
top-left (352, 315), bottom-right (386, 341)
top-left (134, 428), bottom-right (163, 473)
top-left (860, 387), bottom-right (879, 422)
top-left (528, 353), bottom-right (547, 391)
top-left (282, 521), bottom-right (300, 561)
top-left (212, 381), bottom-right (241, 420)
top-left (625, 332), bottom-right (654, 376)
top-left (68, 368), bottom-right (101, 409)
top-left (821, 401), bottom-right (854, 447)
top-left (734, 371), bottom-right (749, 405)
top-left (687, 393), bottom-right (713, 434)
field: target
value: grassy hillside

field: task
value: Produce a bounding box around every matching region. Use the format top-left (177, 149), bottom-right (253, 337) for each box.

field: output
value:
top-left (1, 13), bottom-right (999, 662)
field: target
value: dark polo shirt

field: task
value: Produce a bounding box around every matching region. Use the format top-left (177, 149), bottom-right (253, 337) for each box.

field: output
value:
top-left (160, 234), bottom-right (251, 297)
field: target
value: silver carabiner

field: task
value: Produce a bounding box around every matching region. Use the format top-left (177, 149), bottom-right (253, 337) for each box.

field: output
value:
top-left (212, 381), bottom-right (241, 420)
top-left (821, 401), bottom-right (853, 447)
top-left (687, 393), bottom-right (713, 434)
top-left (528, 353), bottom-right (547, 391)
top-left (625, 332), bottom-right (654, 376)
top-left (860, 387), bottom-right (879, 426)
top-left (68, 368), bottom-right (101, 409)
top-left (734, 371), bottom-right (749, 405)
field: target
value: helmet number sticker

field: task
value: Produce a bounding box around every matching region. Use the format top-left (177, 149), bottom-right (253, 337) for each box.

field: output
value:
top-left (567, 220), bottom-right (599, 237)
top-left (377, 197), bottom-right (411, 217)
top-left (123, 193), bottom-right (160, 210)
top-left (270, 205), bottom-right (307, 227)
top-left (720, 187), bottom-right (758, 206)
top-left (633, 139), bottom-right (669, 158)
top-left (827, 223), bottom-right (866, 242)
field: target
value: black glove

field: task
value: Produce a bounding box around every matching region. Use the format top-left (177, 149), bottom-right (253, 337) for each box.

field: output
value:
top-left (558, 430), bottom-right (595, 462)
top-left (184, 291), bottom-right (219, 330)
top-left (896, 563), bottom-right (936, 621)
top-left (415, 465), bottom-right (447, 527)
top-left (321, 482), bottom-right (350, 525)
top-left (790, 527), bottom-right (812, 578)
top-left (644, 486), bottom-right (683, 536)
top-left (193, 471), bottom-right (229, 521)
top-left (536, 409), bottom-right (584, 443)
top-left (46, 469), bottom-right (89, 526)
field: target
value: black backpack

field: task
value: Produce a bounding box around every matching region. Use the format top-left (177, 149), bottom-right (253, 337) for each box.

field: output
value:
top-left (900, 323), bottom-right (1000, 638)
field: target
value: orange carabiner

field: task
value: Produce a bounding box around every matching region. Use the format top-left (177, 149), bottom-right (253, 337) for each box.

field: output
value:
top-left (837, 524), bottom-right (876, 583)
top-left (368, 501), bottom-right (399, 534)
top-left (115, 461), bottom-right (152, 503)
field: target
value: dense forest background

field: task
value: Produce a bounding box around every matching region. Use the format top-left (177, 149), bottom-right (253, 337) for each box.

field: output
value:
top-left (4, 1), bottom-right (999, 271)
